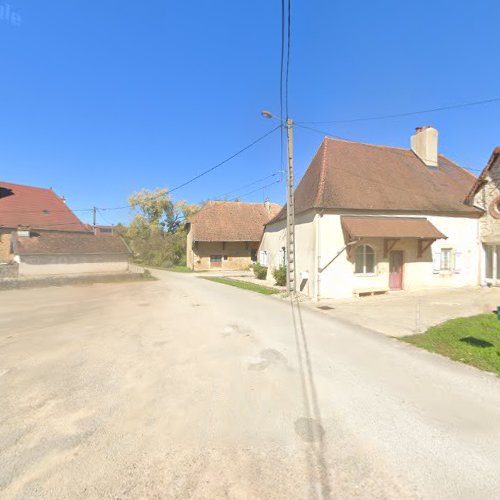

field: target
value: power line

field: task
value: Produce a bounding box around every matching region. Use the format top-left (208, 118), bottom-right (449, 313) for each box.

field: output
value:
top-left (295, 122), bottom-right (482, 178)
top-left (100, 125), bottom-right (281, 211)
top-left (285, 0), bottom-right (291, 121)
top-left (178, 179), bottom-right (283, 224)
top-left (215, 171), bottom-right (283, 199)
top-left (235, 179), bottom-right (282, 200)
top-left (97, 208), bottom-right (114, 225)
top-left (298, 96), bottom-right (500, 125)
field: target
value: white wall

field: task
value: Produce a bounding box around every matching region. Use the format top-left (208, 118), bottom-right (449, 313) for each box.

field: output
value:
top-left (260, 210), bottom-right (481, 299)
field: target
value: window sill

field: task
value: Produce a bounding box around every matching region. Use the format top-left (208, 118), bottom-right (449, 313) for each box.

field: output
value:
top-left (354, 273), bottom-right (376, 277)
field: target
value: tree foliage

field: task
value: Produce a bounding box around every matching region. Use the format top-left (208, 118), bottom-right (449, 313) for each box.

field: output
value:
top-left (123, 188), bottom-right (199, 267)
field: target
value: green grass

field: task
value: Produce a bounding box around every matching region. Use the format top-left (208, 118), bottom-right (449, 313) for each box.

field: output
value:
top-left (165, 265), bottom-right (195, 273)
top-left (402, 314), bottom-right (500, 376)
top-left (143, 264), bottom-right (196, 273)
top-left (201, 276), bottom-right (280, 295)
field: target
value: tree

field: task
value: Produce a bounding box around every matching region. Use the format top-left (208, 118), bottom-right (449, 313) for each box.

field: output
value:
top-left (124, 188), bottom-right (199, 267)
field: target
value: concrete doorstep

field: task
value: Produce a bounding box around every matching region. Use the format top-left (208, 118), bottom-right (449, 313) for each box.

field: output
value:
top-left (301, 286), bottom-right (500, 337)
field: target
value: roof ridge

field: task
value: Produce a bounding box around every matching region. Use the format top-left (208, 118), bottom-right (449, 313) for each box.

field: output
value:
top-left (314, 139), bottom-right (329, 207)
top-left (325, 136), bottom-right (410, 152)
top-left (0, 181), bottom-right (53, 192)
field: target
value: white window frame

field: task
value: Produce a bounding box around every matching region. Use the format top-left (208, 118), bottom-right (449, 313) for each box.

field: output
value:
top-left (484, 244), bottom-right (500, 283)
top-left (259, 250), bottom-right (268, 267)
top-left (440, 248), bottom-right (453, 271)
top-left (354, 244), bottom-right (376, 276)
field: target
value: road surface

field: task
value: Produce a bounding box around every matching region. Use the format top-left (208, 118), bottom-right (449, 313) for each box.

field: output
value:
top-left (1, 270), bottom-right (499, 499)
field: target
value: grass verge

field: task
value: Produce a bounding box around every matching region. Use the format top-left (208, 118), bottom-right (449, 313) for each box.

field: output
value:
top-left (201, 276), bottom-right (279, 295)
top-left (143, 264), bottom-right (198, 273)
top-left (402, 314), bottom-right (500, 376)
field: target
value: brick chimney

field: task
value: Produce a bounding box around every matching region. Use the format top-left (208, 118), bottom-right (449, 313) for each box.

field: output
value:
top-left (411, 125), bottom-right (438, 167)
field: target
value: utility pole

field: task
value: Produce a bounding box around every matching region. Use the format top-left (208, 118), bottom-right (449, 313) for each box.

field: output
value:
top-left (92, 207), bottom-right (97, 235)
top-left (260, 110), bottom-right (296, 295)
top-left (285, 118), bottom-right (296, 295)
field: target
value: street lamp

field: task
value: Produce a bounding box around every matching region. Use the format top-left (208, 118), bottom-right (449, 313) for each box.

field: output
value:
top-left (261, 110), bottom-right (296, 294)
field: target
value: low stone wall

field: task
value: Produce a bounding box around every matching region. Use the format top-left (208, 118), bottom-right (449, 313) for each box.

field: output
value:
top-left (0, 263), bottom-right (19, 279)
top-left (0, 271), bottom-right (154, 291)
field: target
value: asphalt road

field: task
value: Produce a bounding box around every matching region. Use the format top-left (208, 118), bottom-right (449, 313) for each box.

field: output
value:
top-left (1, 270), bottom-right (499, 499)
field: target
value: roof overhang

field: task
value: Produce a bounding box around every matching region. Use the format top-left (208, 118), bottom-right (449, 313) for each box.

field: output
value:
top-left (465, 147), bottom-right (500, 204)
top-left (341, 216), bottom-right (447, 241)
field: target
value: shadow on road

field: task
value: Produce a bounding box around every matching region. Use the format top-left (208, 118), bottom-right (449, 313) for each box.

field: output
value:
top-left (290, 296), bottom-right (333, 499)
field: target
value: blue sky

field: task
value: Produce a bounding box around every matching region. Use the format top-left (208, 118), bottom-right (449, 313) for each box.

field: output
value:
top-left (1, 1), bottom-right (499, 225)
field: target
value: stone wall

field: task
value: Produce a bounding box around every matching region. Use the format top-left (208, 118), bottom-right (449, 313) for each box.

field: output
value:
top-left (473, 156), bottom-right (500, 243)
top-left (0, 233), bottom-right (12, 262)
top-left (18, 254), bottom-right (129, 277)
top-left (191, 241), bottom-right (259, 271)
top-left (0, 263), bottom-right (19, 279)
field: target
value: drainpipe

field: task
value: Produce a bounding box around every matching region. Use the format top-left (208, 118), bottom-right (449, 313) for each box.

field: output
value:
top-left (314, 211), bottom-right (323, 301)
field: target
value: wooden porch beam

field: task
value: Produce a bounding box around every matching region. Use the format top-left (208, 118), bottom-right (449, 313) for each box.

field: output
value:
top-left (417, 239), bottom-right (434, 258)
top-left (383, 238), bottom-right (399, 258)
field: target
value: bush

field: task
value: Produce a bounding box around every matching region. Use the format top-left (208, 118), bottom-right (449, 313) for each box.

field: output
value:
top-left (273, 266), bottom-right (287, 286)
top-left (253, 263), bottom-right (268, 280)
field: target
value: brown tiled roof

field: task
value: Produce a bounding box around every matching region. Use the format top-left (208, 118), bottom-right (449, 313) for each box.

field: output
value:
top-left (465, 146), bottom-right (500, 204)
top-left (189, 201), bottom-right (281, 242)
top-left (0, 181), bottom-right (89, 232)
top-left (13, 232), bottom-right (130, 256)
top-left (341, 216), bottom-right (446, 240)
top-left (271, 137), bottom-right (480, 222)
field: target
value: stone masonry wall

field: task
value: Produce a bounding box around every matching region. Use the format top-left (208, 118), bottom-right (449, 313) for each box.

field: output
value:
top-left (474, 156), bottom-right (500, 243)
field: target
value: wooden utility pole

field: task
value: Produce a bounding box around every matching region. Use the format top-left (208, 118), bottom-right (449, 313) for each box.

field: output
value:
top-left (92, 207), bottom-right (97, 235)
top-left (286, 118), bottom-right (296, 295)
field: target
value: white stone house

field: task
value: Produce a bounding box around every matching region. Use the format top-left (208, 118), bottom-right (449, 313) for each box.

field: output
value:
top-left (259, 127), bottom-right (486, 299)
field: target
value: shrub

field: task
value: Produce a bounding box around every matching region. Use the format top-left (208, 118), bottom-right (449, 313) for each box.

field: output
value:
top-left (273, 266), bottom-right (287, 286)
top-left (253, 263), bottom-right (268, 280)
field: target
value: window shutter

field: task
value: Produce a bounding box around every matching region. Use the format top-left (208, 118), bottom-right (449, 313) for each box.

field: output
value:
top-left (454, 251), bottom-right (463, 274)
top-left (432, 250), bottom-right (441, 273)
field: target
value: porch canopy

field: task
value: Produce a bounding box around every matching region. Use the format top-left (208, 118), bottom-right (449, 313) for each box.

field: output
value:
top-left (341, 216), bottom-right (446, 257)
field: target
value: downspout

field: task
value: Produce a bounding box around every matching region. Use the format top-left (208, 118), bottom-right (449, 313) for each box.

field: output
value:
top-left (314, 210), bottom-right (323, 301)
top-left (477, 216), bottom-right (483, 286)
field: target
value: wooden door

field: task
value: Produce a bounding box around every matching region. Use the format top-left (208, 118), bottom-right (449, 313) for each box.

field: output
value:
top-left (389, 251), bottom-right (403, 290)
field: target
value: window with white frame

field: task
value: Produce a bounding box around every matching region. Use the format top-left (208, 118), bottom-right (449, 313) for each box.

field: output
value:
top-left (354, 245), bottom-right (375, 275)
top-left (440, 248), bottom-right (453, 271)
top-left (259, 250), bottom-right (268, 267)
top-left (432, 248), bottom-right (463, 274)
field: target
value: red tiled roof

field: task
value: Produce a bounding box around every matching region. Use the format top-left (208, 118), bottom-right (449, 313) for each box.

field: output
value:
top-left (13, 232), bottom-right (130, 256)
top-left (0, 181), bottom-right (89, 232)
top-left (341, 216), bottom-right (446, 240)
top-left (189, 201), bottom-right (281, 242)
top-left (271, 138), bottom-right (481, 222)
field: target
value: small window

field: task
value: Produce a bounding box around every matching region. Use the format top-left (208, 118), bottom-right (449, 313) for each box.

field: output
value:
top-left (354, 245), bottom-right (375, 275)
top-left (223, 255), bottom-right (228, 261)
top-left (210, 255), bottom-right (222, 263)
top-left (440, 249), bottom-right (452, 271)
top-left (259, 250), bottom-right (268, 266)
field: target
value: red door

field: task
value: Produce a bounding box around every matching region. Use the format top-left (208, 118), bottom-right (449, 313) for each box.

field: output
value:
top-left (389, 251), bottom-right (404, 290)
